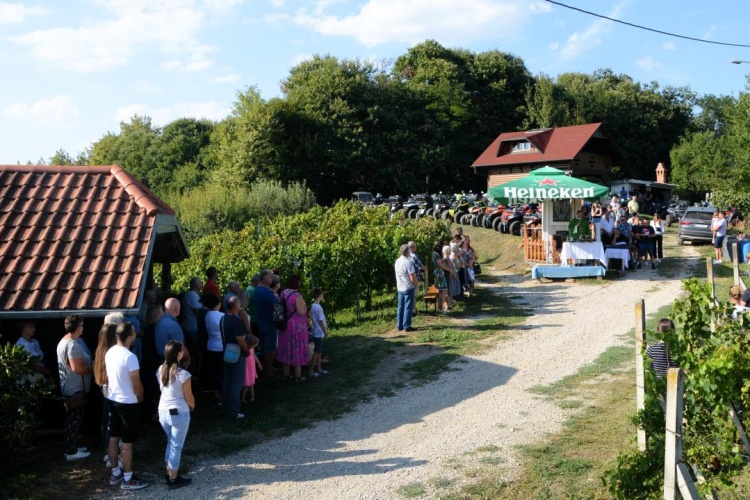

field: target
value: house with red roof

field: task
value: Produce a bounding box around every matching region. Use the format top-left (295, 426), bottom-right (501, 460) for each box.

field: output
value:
top-left (471, 123), bottom-right (626, 189)
top-left (0, 164), bottom-right (189, 320)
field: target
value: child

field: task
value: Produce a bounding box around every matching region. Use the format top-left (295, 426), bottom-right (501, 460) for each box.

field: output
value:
top-left (308, 288), bottom-right (329, 378)
top-left (645, 318), bottom-right (677, 378)
top-left (241, 336), bottom-right (262, 403)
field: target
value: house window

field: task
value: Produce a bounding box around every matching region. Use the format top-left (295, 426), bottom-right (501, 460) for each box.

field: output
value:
top-left (511, 141), bottom-right (535, 153)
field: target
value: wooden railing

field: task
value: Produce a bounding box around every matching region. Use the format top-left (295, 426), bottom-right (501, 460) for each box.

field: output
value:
top-left (523, 224), bottom-right (560, 264)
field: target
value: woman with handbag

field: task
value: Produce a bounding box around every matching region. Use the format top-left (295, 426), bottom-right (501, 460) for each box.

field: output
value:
top-left (56, 315), bottom-right (93, 461)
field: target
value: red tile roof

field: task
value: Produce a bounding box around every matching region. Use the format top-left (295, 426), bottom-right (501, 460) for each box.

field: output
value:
top-left (471, 123), bottom-right (605, 168)
top-left (0, 164), bottom-right (176, 315)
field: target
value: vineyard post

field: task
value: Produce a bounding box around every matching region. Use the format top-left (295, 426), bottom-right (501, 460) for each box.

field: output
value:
top-left (663, 367), bottom-right (699, 500)
top-left (635, 299), bottom-right (646, 452)
top-left (732, 241), bottom-right (740, 286)
top-left (729, 401), bottom-right (750, 454)
top-left (706, 257), bottom-right (715, 301)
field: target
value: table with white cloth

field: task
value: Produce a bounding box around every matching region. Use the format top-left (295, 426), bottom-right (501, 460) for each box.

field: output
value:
top-left (604, 246), bottom-right (632, 270)
top-left (560, 241), bottom-right (608, 267)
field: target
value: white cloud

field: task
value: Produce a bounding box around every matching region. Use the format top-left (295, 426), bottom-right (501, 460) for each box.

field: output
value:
top-left (636, 56), bottom-right (662, 71)
top-left (160, 60), bottom-right (182, 71)
top-left (2, 95), bottom-right (79, 126)
top-left (203, 0), bottom-right (246, 11)
top-left (268, 0), bottom-right (285, 6)
top-left (548, 41), bottom-right (559, 50)
top-left (0, 2), bottom-right (47, 24)
top-left (10, 1), bottom-right (213, 72)
top-left (529, 1), bottom-right (552, 13)
top-left (703, 24), bottom-right (717, 39)
top-left (209, 73), bottom-right (241, 83)
top-left (290, 53), bottom-right (313, 66)
top-left (114, 101), bottom-right (231, 126)
top-left (559, 1), bottom-right (625, 60)
top-left (186, 59), bottom-right (214, 71)
top-left (662, 41), bottom-right (676, 51)
top-left (292, 0), bottom-right (528, 47)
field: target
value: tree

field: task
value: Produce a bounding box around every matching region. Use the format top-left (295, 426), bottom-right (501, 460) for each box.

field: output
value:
top-left (148, 118), bottom-right (215, 194)
top-left (524, 70), bottom-right (695, 180)
top-left (88, 115), bottom-right (159, 186)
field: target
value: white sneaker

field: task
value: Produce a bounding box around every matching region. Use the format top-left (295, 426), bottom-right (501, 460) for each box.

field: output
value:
top-left (65, 450), bottom-right (90, 461)
top-left (713, 259), bottom-right (722, 264)
top-left (235, 413), bottom-right (245, 420)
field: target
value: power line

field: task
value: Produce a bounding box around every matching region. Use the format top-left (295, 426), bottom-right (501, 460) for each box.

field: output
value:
top-left (545, 0), bottom-right (750, 48)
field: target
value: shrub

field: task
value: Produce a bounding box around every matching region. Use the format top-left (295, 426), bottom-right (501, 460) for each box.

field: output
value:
top-left (166, 179), bottom-right (317, 242)
top-left (0, 345), bottom-right (55, 446)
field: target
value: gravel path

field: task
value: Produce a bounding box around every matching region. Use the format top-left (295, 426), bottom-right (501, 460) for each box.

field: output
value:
top-left (128, 252), bottom-right (698, 499)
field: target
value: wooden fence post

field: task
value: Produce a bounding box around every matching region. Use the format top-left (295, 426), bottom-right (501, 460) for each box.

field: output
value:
top-left (664, 368), bottom-right (699, 500)
top-left (729, 401), bottom-right (750, 454)
top-left (706, 257), bottom-right (715, 301)
top-left (635, 299), bottom-right (647, 451)
top-left (733, 242), bottom-right (741, 286)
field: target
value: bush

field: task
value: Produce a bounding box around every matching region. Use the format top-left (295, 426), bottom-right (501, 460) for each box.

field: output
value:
top-left (606, 278), bottom-right (750, 496)
top-left (172, 201), bottom-right (449, 313)
top-left (0, 345), bottom-right (55, 446)
top-left (166, 179), bottom-right (317, 242)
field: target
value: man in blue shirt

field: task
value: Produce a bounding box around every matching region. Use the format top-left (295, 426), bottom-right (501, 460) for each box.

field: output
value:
top-left (253, 269), bottom-right (279, 378)
top-left (154, 298), bottom-right (184, 362)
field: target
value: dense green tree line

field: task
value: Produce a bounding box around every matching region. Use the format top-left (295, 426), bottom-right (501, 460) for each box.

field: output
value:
top-left (51, 41), bottom-right (701, 199)
top-left (670, 89), bottom-right (750, 213)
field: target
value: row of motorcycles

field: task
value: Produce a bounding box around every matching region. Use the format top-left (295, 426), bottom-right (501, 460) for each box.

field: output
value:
top-left (355, 192), bottom-right (538, 235)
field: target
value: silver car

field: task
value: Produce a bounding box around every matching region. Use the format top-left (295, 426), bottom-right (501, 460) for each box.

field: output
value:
top-left (677, 207), bottom-right (716, 245)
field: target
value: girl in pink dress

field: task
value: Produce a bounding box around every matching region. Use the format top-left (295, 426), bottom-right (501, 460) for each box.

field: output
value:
top-left (242, 337), bottom-right (262, 403)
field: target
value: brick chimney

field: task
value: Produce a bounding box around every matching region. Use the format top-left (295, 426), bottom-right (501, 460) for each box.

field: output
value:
top-left (655, 162), bottom-right (667, 183)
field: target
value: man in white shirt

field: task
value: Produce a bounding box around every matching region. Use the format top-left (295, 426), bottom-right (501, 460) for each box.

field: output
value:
top-left (395, 244), bottom-right (418, 332)
top-left (599, 208), bottom-right (616, 245)
top-left (105, 323), bottom-right (149, 491)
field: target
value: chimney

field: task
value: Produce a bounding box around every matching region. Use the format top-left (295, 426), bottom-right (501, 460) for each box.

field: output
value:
top-left (655, 162), bottom-right (667, 183)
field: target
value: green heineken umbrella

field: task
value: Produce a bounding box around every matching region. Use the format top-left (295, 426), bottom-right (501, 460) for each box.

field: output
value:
top-left (487, 166), bottom-right (609, 204)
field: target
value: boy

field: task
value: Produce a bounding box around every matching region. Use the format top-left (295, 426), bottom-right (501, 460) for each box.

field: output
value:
top-left (308, 288), bottom-right (329, 378)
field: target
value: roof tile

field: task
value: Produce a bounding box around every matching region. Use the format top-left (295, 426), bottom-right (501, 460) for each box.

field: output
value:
top-left (0, 164), bottom-right (173, 313)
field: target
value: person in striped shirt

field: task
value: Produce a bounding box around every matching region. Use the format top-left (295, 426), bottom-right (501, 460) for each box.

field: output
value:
top-left (646, 318), bottom-right (676, 378)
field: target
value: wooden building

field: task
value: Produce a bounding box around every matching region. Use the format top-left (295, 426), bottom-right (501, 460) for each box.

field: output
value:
top-left (470, 123), bottom-right (626, 189)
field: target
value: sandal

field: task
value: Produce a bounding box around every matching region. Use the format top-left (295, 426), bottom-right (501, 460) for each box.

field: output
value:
top-left (294, 377), bottom-right (306, 382)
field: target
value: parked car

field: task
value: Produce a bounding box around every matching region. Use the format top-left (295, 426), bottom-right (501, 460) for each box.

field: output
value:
top-left (666, 200), bottom-right (691, 227)
top-left (677, 207), bottom-right (716, 245)
top-left (351, 191), bottom-right (374, 205)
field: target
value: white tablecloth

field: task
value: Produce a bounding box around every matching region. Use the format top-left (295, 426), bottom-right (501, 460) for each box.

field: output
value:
top-left (604, 247), bottom-right (631, 270)
top-left (560, 241), bottom-right (607, 267)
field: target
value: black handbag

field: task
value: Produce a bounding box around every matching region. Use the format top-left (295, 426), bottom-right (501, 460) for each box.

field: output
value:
top-left (64, 391), bottom-right (87, 411)
top-left (473, 263), bottom-right (482, 275)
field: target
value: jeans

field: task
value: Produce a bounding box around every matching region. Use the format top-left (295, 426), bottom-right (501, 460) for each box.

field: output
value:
top-left (158, 410), bottom-right (190, 471)
top-left (222, 359), bottom-right (245, 416)
top-left (396, 288), bottom-right (415, 330)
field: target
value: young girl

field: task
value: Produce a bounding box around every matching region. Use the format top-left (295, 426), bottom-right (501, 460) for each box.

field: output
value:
top-left (241, 336), bottom-right (262, 403)
top-left (645, 318), bottom-right (677, 378)
top-left (157, 340), bottom-right (194, 489)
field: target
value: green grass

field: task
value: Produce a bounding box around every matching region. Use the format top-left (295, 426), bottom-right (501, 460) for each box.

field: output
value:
top-left (398, 482), bottom-right (427, 498)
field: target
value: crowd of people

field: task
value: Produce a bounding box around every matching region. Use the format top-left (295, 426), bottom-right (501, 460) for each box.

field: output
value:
top-left (13, 267), bottom-right (330, 491)
top-left (585, 195), bottom-right (665, 274)
top-left (394, 234), bottom-right (478, 330)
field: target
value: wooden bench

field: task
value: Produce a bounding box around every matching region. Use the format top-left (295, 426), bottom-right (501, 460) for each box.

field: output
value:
top-left (424, 285), bottom-right (439, 313)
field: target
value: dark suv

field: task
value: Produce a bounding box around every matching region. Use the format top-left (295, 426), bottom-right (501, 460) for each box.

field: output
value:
top-left (677, 207), bottom-right (715, 245)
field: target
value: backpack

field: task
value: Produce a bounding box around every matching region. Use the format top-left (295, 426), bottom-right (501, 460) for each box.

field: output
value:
top-left (272, 291), bottom-right (297, 330)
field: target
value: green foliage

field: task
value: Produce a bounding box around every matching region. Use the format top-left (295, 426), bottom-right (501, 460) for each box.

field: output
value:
top-left (172, 201), bottom-right (449, 312)
top-left (606, 278), bottom-right (750, 496)
top-left (0, 345), bottom-right (55, 445)
top-left (166, 178), bottom-right (317, 242)
top-left (525, 69), bottom-right (695, 180)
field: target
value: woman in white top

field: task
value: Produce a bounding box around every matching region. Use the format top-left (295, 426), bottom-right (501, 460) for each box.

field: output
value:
top-left (202, 292), bottom-right (224, 402)
top-left (650, 213), bottom-right (665, 262)
top-left (157, 340), bottom-right (195, 489)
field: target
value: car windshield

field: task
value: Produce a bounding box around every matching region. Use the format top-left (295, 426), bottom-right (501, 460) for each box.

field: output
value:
top-left (685, 211), bottom-right (713, 221)
top-left (355, 193), bottom-right (373, 202)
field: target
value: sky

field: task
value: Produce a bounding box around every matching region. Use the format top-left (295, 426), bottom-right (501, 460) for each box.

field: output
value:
top-left (2, 0), bottom-right (750, 164)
